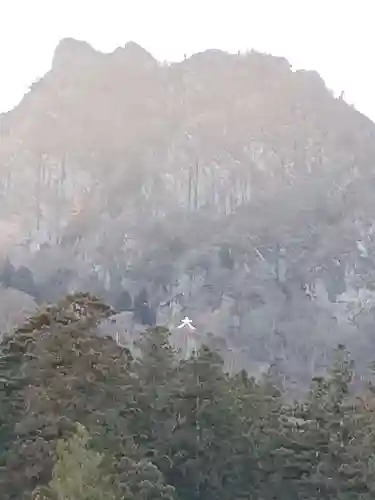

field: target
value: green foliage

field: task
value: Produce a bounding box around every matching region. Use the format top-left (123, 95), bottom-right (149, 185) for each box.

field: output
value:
top-left (0, 295), bottom-right (374, 500)
top-left (0, 293), bottom-right (129, 499)
top-left (36, 423), bottom-right (116, 500)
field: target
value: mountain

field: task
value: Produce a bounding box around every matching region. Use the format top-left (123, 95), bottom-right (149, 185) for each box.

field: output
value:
top-left (1, 38), bottom-right (375, 390)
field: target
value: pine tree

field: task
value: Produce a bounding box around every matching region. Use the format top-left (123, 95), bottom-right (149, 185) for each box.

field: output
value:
top-left (128, 327), bottom-right (183, 471)
top-left (319, 345), bottom-right (366, 500)
top-left (231, 368), bottom-right (284, 500)
top-left (166, 345), bottom-right (247, 500)
top-left (270, 345), bottom-right (363, 500)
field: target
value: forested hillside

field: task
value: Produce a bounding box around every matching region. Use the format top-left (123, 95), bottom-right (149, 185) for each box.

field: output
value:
top-left (1, 293), bottom-right (375, 500)
top-left (1, 39), bottom-right (375, 389)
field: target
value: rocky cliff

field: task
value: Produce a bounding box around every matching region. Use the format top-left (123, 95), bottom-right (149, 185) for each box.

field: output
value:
top-left (1, 38), bottom-right (375, 391)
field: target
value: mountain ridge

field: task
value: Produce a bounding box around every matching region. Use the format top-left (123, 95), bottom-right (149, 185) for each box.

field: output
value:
top-left (1, 38), bottom-right (375, 390)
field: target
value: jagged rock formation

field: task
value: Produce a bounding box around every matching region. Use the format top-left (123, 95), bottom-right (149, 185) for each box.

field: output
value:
top-left (1, 38), bottom-right (375, 391)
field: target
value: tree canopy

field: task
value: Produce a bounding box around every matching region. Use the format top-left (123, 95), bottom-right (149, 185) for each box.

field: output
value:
top-left (0, 293), bottom-right (374, 500)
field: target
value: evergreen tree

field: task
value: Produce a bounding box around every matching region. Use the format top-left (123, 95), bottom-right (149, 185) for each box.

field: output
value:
top-left (232, 368), bottom-right (284, 500)
top-left (0, 293), bottom-right (134, 499)
top-left (166, 345), bottom-right (248, 500)
top-left (130, 326), bottom-right (181, 457)
top-left (271, 345), bottom-right (363, 500)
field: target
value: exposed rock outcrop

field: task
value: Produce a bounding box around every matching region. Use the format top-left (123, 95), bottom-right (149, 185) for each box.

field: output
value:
top-left (1, 39), bottom-right (375, 391)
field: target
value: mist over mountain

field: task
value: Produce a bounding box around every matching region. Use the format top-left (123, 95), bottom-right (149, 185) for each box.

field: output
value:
top-left (1, 38), bottom-right (375, 391)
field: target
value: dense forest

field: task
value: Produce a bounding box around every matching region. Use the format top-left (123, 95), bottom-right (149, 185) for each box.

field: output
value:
top-left (1, 292), bottom-right (375, 500)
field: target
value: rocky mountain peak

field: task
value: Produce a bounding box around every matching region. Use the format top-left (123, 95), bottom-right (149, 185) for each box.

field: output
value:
top-left (52, 37), bottom-right (102, 71)
top-left (2, 39), bottom-right (375, 391)
top-left (110, 41), bottom-right (157, 69)
top-left (52, 38), bottom-right (158, 74)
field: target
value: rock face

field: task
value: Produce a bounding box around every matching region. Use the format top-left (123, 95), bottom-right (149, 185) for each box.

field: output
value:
top-left (1, 38), bottom-right (375, 391)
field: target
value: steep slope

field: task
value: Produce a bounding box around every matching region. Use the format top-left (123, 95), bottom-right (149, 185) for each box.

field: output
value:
top-left (1, 38), bottom-right (375, 389)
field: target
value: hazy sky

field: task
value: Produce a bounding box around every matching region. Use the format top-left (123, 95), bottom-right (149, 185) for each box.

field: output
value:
top-left (1, 0), bottom-right (374, 120)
